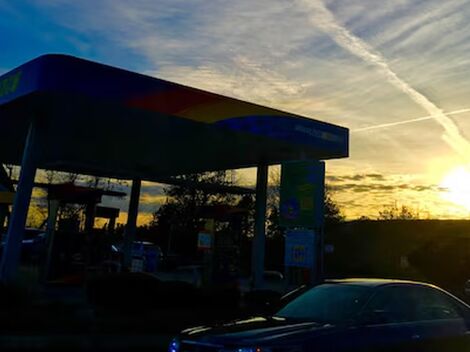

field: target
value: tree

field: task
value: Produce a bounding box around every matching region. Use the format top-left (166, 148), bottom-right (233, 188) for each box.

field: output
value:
top-left (324, 185), bottom-right (344, 225)
top-left (378, 204), bottom-right (419, 220)
top-left (152, 167), bottom-right (345, 254)
top-left (266, 167), bottom-right (281, 238)
top-left (151, 171), bottom-right (244, 255)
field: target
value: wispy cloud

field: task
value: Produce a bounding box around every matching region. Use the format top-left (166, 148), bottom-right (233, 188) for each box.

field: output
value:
top-left (6, 0), bottom-right (470, 219)
top-left (299, 0), bottom-right (470, 161)
top-left (353, 108), bottom-right (470, 132)
top-left (327, 173), bottom-right (385, 182)
top-left (326, 171), bottom-right (458, 219)
top-left (329, 182), bottom-right (445, 193)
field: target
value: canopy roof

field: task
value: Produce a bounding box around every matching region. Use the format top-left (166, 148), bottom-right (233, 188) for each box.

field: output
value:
top-left (0, 54), bottom-right (348, 181)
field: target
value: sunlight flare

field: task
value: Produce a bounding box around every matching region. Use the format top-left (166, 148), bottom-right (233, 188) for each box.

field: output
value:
top-left (440, 166), bottom-right (470, 211)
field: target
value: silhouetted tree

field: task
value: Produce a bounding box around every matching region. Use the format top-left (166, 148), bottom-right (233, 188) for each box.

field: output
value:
top-left (151, 171), bottom-right (244, 255)
top-left (378, 204), bottom-right (419, 220)
top-left (324, 186), bottom-right (344, 225)
top-left (153, 167), bottom-right (345, 256)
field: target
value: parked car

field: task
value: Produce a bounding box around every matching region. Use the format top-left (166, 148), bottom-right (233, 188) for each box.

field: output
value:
top-left (154, 265), bottom-right (204, 288)
top-left (107, 240), bottom-right (162, 272)
top-left (0, 228), bottom-right (46, 263)
top-left (171, 279), bottom-right (470, 351)
top-left (238, 270), bottom-right (286, 294)
top-left (1, 228), bottom-right (46, 244)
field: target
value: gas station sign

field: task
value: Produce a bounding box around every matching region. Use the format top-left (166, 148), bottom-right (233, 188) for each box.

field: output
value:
top-left (280, 161), bottom-right (325, 228)
top-left (197, 232), bottom-right (213, 250)
top-left (285, 229), bottom-right (315, 268)
top-left (198, 219), bottom-right (214, 250)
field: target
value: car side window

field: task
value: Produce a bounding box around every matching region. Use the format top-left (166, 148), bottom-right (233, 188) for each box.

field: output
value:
top-left (361, 285), bottom-right (465, 325)
top-left (412, 287), bottom-right (463, 321)
top-left (361, 286), bottom-right (416, 324)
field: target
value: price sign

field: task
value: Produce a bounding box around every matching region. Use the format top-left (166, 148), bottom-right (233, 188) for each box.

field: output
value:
top-left (285, 229), bottom-right (315, 268)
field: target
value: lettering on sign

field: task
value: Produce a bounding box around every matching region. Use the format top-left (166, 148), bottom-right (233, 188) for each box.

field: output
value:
top-left (0, 71), bottom-right (22, 98)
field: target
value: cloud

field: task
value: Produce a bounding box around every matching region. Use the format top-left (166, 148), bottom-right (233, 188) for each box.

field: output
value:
top-left (329, 182), bottom-right (445, 193)
top-left (299, 0), bottom-right (470, 162)
top-left (6, 0), bottom-right (470, 220)
top-left (140, 193), bottom-right (167, 205)
top-left (326, 173), bottom-right (386, 182)
top-left (353, 108), bottom-right (470, 133)
top-left (150, 56), bottom-right (310, 106)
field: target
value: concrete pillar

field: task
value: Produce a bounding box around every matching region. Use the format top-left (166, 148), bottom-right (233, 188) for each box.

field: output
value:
top-left (108, 217), bottom-right (116, 234)
top-left (251, 164), bottom-right (268, 288)
top-left (84, 203), bottom-right (96, 233)
top-left (123, 179), bottom-right (141, 269)
top-left (43, 200), bottom-right (59, 281)
top-left (313, 161), bottom-right (326, 284)
top-left (0, 122), bottom-right (38, 282)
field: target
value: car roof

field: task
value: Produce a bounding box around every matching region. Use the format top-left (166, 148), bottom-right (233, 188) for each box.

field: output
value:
top-left (324, 278), bottom-right (435, 288)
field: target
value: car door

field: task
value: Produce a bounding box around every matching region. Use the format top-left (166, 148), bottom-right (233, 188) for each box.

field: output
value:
top-left (347, 285), bottom-right (424, 352)
top-left (347, 284), bottom-right (470, 352)
top-left (406, 286), bottom-right (470, 351)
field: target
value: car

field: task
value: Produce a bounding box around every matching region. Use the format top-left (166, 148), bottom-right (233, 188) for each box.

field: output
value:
top-left (0, 228), bottom-right (46, 263)
top-left (238, 270), bottom-right (286, 294)
top-left (155, 265), bottom-right (204, 288)
top-left (170, 279), bottom-right (470, 352)
top-left (1, 228), bottom-right (46, 245)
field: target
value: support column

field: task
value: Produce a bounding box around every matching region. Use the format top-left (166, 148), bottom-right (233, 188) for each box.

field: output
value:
top-left (123, 179), bottom-right (141, 269)
top-left (0, 123), bottom-right (38, 282)
top-left (0, 165), bottom-right (14, 234)
top-left (43, 200), bottom-right (59, 281)
top-left (252, 164), bottom-right (268, 289)
top-left (108, 217), bottom-right (116, 234)
top-left (313, 161), bottom-right (326, 285)
top-left (84, 203), bottom-right (96, 233)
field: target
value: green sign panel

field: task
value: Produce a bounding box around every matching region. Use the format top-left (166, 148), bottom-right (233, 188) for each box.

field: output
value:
top-left (280, 161), bottom-right (325, 228)
top-left (0, 71), bottom-right (21, 98)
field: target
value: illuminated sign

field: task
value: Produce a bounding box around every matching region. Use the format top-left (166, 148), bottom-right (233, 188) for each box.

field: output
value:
top-left (0, 71), bottom-right (21, 98)
top-left (280, 161), bottom-right (325, 228)
top-left (285, 229), bottom-right (315, 268)
top-left (294, 124), bottom-right (344, 144)
top-left (197, 232), bottom-right (212, 250)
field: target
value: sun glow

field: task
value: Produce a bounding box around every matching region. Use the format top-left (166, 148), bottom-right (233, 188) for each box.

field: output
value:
top-left (440, 166), bottom-right (470, 211)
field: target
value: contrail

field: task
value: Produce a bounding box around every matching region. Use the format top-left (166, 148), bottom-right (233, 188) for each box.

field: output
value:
top-left (353, 108), bottom-right (470, 133)
top-left (300, 0), bottom-right (470, 159)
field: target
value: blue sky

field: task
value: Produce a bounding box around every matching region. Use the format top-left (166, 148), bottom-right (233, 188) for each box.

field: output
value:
top-left (3, 0), bottom-right (470, 221)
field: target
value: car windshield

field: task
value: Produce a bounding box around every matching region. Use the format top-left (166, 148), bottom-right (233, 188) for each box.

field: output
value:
top-left (275, 284), bottom-right (372, 323)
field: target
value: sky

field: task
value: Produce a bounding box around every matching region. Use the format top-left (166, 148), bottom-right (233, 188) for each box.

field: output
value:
top-left (3, 0), bottom-right (470, 222)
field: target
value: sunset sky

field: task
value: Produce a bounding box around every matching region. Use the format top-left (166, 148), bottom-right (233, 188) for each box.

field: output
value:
top-left (3, 0), bottom-right (470, 222)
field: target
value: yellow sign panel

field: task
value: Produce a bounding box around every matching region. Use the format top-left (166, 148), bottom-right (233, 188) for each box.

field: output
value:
top-left (0, 192), bottom-right (15, 204)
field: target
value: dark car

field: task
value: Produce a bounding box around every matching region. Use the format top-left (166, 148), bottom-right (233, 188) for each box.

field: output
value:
top-left (170, 279), bottom-right (470, 352)
top-left (0, 228), bottom-right (46, 264)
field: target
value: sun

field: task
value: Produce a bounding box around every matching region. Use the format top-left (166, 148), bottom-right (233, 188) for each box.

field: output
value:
top-left (439, 166), bottom-right (470, 211)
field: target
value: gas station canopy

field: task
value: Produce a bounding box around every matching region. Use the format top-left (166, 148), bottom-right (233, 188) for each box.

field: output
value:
top-left (0, 54), bottom-right (348, 180)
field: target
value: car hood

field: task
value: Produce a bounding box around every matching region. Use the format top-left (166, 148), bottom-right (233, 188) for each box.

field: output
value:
top-left (180, 316), bottom-right (337, 346)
